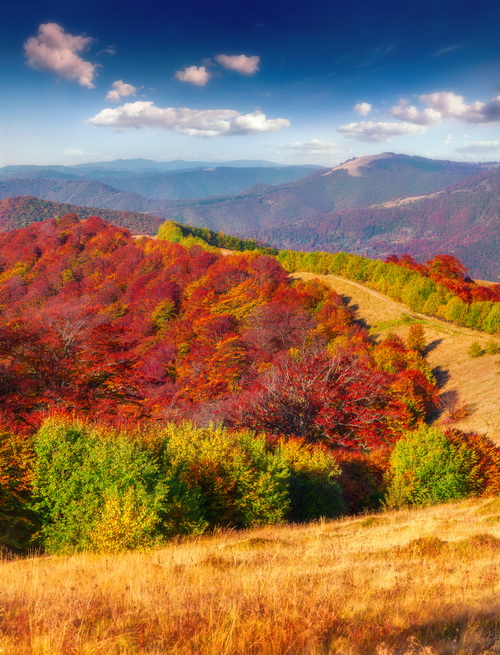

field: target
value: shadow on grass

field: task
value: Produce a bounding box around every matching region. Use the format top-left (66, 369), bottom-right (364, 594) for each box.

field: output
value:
top-left (323, 610), bottom-right (500, 654)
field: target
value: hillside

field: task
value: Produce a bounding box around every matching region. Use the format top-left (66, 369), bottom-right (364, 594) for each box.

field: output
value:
top-left (0, 178), bottom-right (160, 212)
top-left (296, 271), bottom-right (500, 443)
top-left (163, 153), bottom-right (485, 225)
top-left (158, 154), bottom-right (498, 279)
top-left (87, 165), bottom-right (321, 201)
top-left (0, 163), bottom-right (321, 203)
top-left (266, 170), bottom-right (500, 281)
top-left (0, 196), bottom-right (163, 234)
top-left (0, 154), bottom-right (497, 278)
top-left (1, 497), bottom-right (499, 654)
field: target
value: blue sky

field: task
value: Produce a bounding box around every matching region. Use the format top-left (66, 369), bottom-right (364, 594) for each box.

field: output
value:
top-left (1, 0), bottom-right (499, 166)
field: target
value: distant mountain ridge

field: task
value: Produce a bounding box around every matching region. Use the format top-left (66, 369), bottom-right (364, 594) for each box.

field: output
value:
top-left (0, 153), bottom-right (497, 279)
top-left (0, 196), bottom-right (163, 234)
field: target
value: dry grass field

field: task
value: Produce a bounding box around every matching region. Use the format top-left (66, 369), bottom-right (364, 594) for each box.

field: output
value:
top-left (1, 498), bottom-right (499, 654)
top-left (295, 273), bottom-right (500, 444)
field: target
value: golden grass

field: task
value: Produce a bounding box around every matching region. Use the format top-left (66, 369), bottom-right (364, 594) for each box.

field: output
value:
top-left (294, 272), bottom-right (500, 444)
top-left (1, 499), bottom-right (499, 654)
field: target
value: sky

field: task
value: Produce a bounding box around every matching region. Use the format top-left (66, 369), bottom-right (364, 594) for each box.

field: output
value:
top-left (1, 0), bottom-right (500, 167)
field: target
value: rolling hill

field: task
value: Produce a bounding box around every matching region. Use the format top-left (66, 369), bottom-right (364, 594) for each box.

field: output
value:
top-left (0, 196), bottom-right (164, 234)
top-left (0, 178), bottom-right (160, 212)
top-left (163, 153), bottom-right (486, 228)
top-left (295, 271), bottom-right (500, 443)
top-left (262, 169), bottom-right (500, 280)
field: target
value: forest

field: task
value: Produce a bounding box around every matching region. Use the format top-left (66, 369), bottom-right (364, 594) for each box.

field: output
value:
top-left (0, 215), bottom-right (499, 554)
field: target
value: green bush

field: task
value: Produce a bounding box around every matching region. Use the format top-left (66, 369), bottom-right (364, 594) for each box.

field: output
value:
top-left (485, 340), bottom-right (500, 355)
top-left (468, 342), bottom-right (484, 358)
top-left (32, 419), bottom-right (166, 553)
top-left (385, 426), bottom-right (484, 508)
top-left (159, 423), bottom-right (290, 530)
top-left (278, 438), bottom-right (344, 521)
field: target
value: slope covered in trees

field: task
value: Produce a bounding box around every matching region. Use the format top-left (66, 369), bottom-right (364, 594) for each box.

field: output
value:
top-left (0, 164), bottom-right (321, 203)
top-left (0, 196), bottom-right (163, 234)
top-left (264, 169), bottom-right (500, 281)
top-left (0, 215), bottom-right (438, 445)
top-left (0, 155), bottom-right (497, 279)
top-left (1, 216), bottom-right (500, 558)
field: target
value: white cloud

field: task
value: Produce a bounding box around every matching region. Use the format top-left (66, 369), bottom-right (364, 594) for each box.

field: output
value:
top-left (337, 120), bottom-right (426, 142)
top-left (455, 140), bottom-right (500, 154)
top-left (389, 99), bottom-right (441, 125)
top-left (106, 80), bottom-right (137, 102)
top-left (432, 45), bottom-right (461, 57)
top-left (215, 54), bottom-right (260, 75)
top-left (85, 102), bottom-right (289, 137)
top-left (24, 22), bottom-right (96, 88)
top-left (421, 91), bottom-right (500, 123)
top-left (390, 91), bottom-right (500, 126)
top-left (276, 139), bottom-right (340, 155)
top-left (353, 102), bottom-right (372, 116)
top-left (175, 65), bottom-right (211, 86)
top-left (228, 110), bottom-right (289, 134)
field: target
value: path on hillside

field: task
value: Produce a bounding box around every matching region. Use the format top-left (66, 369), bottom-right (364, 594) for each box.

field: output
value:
top-left (299, 272), bottom-right (499, 340)
top-left (295, 271), bottom-right (500, 442)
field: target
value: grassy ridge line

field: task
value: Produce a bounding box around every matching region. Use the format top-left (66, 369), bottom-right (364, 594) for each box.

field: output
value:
top-left (156, 221), bottom-right (499, 335)
top-left (276, 249), bottom-right (499, 335)
top-left (156, 220), bottom-right (278, 255)
top-left (1, 497), bottom-right (499, 654)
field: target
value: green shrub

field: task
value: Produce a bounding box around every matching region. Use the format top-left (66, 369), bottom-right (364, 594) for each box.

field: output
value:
top-left (32, 418), bottom-right (166, 553)
top-left (158, 423), bottom-right (290, 530)
top-left (278, 438), bottom-right (344, 521)
top-left (385, 426), bottom-right (484, 508)
top-left (468, 342), bottom-right (484, 358)
top-left (485, 340), bottom-right (500, 355)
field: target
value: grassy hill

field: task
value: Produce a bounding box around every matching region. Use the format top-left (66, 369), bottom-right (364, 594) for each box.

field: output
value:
top-left (1, 496), bottom-right (498, 654)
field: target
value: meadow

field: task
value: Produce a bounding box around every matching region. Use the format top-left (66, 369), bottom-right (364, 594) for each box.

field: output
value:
top-left (1, 497), bottom-right (499, 654)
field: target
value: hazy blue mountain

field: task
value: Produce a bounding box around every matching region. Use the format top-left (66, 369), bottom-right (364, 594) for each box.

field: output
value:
top-left (0, 178), bottom-right (158, 212)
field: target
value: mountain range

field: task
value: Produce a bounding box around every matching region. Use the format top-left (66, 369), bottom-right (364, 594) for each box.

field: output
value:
top-left (0, 153), bottom-right (498, 279)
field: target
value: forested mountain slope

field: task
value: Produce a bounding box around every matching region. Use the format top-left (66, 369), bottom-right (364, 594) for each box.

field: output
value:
top-left (163, 153), bottom-right (485, 227)
top-left (0, 196), bottom-right (163, 234)
top-left (0, 154), bottom-right (497, 278)
top-left (262, 169), bottom-right (500, 280)
top-left (0, 215), bottom-right (439, 446)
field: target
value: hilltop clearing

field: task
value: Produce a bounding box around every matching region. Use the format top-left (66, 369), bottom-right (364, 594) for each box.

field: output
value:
top-left (1, 497), bottom-right (498, 654)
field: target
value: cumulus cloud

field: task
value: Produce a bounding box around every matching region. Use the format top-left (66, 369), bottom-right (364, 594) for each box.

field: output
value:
top-left (106, 80), bottom-right (137, 102)
top-left (24, 22), bottom-right (96, 88)
top-left (455, 140), bottom-right (500, 154)
top-left (85, 102), bottom-right (289, 137)
top-left (175, 65), bottom-right (211, 86)
top-left (353, 102), bottom-right (372, 116)
top-left (389, 99), bottom-right (441, 125)
top-left (215, 54), bottom-right (260, 75)
top-left (390, 91), bottom-right (500, 126)
top-left (337, 121), bottom-right (426, 142)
